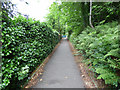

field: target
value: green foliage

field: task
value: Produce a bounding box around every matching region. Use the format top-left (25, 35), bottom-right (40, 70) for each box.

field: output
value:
top-left (92, 2), bottom-right (120, 26)
top-left (46, 2), bottom-right (63, 36)
top-left (46, 2), bottom-right (90, 38)
top-left (1, 15), bottom-right (60, 89)
top-left (71, 22), bottom-right (120, 87)
top-left (47, 2), bottom-right (120, 39)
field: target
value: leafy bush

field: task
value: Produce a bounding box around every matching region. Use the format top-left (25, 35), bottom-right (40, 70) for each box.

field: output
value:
top-left (71, 22), bottom-right (120, 87)
top-left (1, 15), bottom-right (60, 89)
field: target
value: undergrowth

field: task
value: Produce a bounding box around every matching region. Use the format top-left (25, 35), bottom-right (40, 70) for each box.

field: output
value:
top-left (70, 21), bottom-right (120, 88)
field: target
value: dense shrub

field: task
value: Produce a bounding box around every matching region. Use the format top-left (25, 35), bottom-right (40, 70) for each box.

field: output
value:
top-left (70, 22), bottom-right (120, 87)
top-left (1, 15), bottom-right (60, 89)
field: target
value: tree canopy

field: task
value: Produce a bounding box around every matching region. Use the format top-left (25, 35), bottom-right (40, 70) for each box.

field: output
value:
top-left (46, 2), bottom-right (120, 38)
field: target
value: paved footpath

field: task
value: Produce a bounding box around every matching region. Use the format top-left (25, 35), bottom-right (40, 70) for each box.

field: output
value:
top-left (32, 39), bottom-right (85, 88)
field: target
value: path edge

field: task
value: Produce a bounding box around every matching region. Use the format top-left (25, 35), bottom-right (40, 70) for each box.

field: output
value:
top-left (23, 40), bottom-right (62, 88)
top-left (67, 40), bottom-right (89, 88)
top-left (67, 40), bottom-right (107, 88)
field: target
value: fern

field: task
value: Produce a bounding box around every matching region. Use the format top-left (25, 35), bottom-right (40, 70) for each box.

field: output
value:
top-left (104, 49), bottom-right (120, 59)
top-left (96, 67), bottom-right (120, 87)
top-left (71, 22), bottom-right (120, 87)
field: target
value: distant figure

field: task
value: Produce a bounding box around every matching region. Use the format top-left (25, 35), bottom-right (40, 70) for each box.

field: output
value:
top-left (62, 35), bottom-right (67, 39)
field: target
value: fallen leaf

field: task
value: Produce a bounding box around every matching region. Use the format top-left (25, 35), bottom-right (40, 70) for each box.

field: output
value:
top-left (82, 75), bottom-right (85, 77)
top-left (64, 76), bottom-right (68, 79)
top-left (40, 79), bottom-right (43, 81)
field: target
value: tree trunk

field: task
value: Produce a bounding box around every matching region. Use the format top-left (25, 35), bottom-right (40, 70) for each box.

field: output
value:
top-left (89, 0), bottom-right (94, 28)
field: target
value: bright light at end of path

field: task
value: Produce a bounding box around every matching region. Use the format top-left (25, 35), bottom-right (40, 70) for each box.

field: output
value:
top-left (12, 0), bottom-right (56, 22)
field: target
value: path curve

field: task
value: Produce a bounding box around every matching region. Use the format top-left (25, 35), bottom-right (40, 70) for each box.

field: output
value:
top-left (32, 39), bottom-right (85, 88)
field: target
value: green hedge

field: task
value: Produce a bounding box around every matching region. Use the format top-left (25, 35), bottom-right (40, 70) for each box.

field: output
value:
top-left (1, 15), bottom-right (60, 89)
top-left (70, 21), bottom-right (120, 87)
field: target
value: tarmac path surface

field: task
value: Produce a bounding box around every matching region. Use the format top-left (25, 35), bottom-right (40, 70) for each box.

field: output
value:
top-left (33, 39), bottom-right (85, 88)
